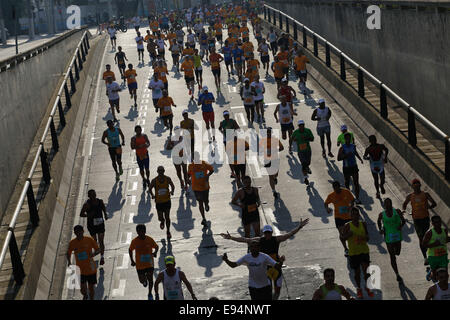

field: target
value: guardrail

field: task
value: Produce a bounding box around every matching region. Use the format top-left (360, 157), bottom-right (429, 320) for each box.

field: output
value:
top-left (263, 3), bottom-right (449, 182)
top-left (0, 31), bottom-right (91, 286)
top-left (0, 26), bottom-right (88, 73)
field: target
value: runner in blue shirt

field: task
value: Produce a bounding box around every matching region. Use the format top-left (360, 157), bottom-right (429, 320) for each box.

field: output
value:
top-left (198, 86), bottom-right (216, 142)
top-left (221, 40), bottom-right (233, 77)
top-left (232, 43), bottom-right (244, 82)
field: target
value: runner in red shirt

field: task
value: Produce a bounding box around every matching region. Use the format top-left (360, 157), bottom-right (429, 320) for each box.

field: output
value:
top-left (277, 78), bottom-right (297, 103)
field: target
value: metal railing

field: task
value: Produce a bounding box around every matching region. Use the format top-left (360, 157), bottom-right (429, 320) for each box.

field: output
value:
top-left (263, 4), bottom-right (449, 182)
top-left (0, 31), bottom-right (91, 286)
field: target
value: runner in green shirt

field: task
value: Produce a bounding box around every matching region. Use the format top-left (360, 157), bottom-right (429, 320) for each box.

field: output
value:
top-left (291, 120), bottom-right (314, 186)
top-left (337, 125), bottom-right (354, 147)
top-left (377, 197), bottom-right (406, 282)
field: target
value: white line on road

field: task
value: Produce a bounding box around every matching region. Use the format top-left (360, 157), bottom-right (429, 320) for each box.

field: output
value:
top-left (112, 279), bottom-right (127, 297)
top-left (142, 94), bottom-right (150, 98)
top-left (123, 232), bottom-right (132, 245)
top-left (117, 253), bottom-right (129, 270)
top-left (128, 212), bottom-right (135, 224)
top-left (144, 88), bottom-right (150, 93)
top-left (128, 195), bottom-right (136, 206)
top-left (237, 113), bottom-right (246, 126)
top-left (139, 111), bottom-right (147, 118)
top-left (141, 99), bottom-right (149, 104)
top-left (140, 105), bottom-right (147, 111)
top-left (138, 119), bottom-right (146, 125)
top-left (128, 181), bottom-right (138, 192)
top-left (130, 168), bottom-right (139, 177)
top-left (263, 208), bottom-right (281, 236)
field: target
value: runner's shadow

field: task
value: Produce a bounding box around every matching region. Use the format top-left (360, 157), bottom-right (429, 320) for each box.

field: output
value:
top-left (135, 191), bottom-right (153, 223)
top-left (305, 96), bottom-right (319, 109)
top-left (194, 226), bottom-right (222, 277)
top-left (273, 197), bottom-right (297, 233)
top-left (306, 183), bottom-right (330, 224)
top-left (286, 153), bottom-right (303, 181)
top-left (172, 193), bottom-right (195, 239)
top-left (102, 108), bottom-right (115, 122)
top-left (150, 119), bottom-right (166, 137)
top-left (216, 93), bottom-right (230, 106)
top-left (400, 220), bottom-right (415, 243)
top-left (325, 158), bottom-right (342, 183)
top-left (124, 106), bottom-right (139, 121)
top-left (156, 238), bottom-right (173, 273)
top-left (106, 181), bottom-right (125, 218)
top-left (399, 281), bottom-right (417, 300)
top-left (187, 98), bottom-right (199, 113)
top-left (358, 186), bottom-right (374, 212)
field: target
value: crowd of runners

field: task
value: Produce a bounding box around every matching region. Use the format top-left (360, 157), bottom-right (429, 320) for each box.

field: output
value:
top-left (66, 0), bottom-right (449, 301)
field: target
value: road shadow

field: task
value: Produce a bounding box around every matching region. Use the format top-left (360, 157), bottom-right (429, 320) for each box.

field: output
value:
top-left (156, 238), bottom-right (173, 273)
top-left (135, 190), bottom-right (153, 224)
top-left (398, 281), bottom-right (417, 300)
top-left (325, 158), bottom-right (342, 183)
top-left (94, 268), bottom-right (105, 300)
top-left (106, 181), bottom-right (125, 218)
top-left (358, 206), bottom-right (387, 254)
top-left (150, 117), bottom-right (167, 137)
top-left (216, 91), bottom-right (230, 106)
top-left (124, 105), bottom-right (139, 121)
top-left (272, 197), bottom-right (297, 233)
top-left (194, 225), bottom-right (222, 277)
top-left (306, 182), bottom-right (330, 224)
top-left (172, 193), bottom-right (195, 239)
top-left (286, 153), bottom-right (303, 182)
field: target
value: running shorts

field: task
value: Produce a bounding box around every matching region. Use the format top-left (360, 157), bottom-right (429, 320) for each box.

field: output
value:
top-left (249, 285), bottom-right (272, 300)
top-left (108, 147), bottom-right (122, 163)
top-left (194, 190), bottom-right (209, 203)
top-left (137, 155), bottom-right (149, 170)
top-left (335, 218), bottom-right (352, 229)
top-left (185, 76), bottom-right (195, 84)
top-left (261, 55), bottom-right (269, 63)
top-left (128, 82), bottom-right (138, 92)
top-left (87, 223), bottom-right (105, 237)
top-left (212, 68), bottom-right (221, 77)
top-left (137, 267), bottom-right (154, 276)
top-left (413, 217), bottom-right (430, 238)
top-left (280, 123), bottom-right (294, 133)
top-left (298, 149), bottom-right (312, 167)
top-left (242, 209), bottom-right (260, 226)
top-left (428, 255), bottom-right (449, 271)
top-left (80, 273), bottom-right (97, 285)
top-left (349, 253), bottom-right (370, 270)
top-left (202, 111), bottom-right (215, 123)
top-left (316, 125), bottom-right (331, 137)
top-left (232, 164), bottom-right (246, 177)
top-left (343, 165), bottom-right (359, 176)
top-left (156, 200), bottom-right (171, 212)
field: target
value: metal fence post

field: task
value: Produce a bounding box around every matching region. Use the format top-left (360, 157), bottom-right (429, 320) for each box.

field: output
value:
top-left (64, 83), bottom-right (72, 108)
top-left (70, 69), bottom-right (76, 94)
top-left (40, 145), bottom-right (51, 184)
top-left (26, 182), bottom-right (39, 227)
top-left (50, 118), bottom-right (59, 152)
top-left (264, 6), bottom-right (267, 20)
top-left (313, 35), bottom-right (318, 57)
top-left (408, 110), bottom-right (417, 147)
top-left (85, 34), bottom-right (90, 49)
top-left (81, 42), bottom-right (86, 62)
top-left (445, 139), bottom-right (450, 181)
top-left (74, 59), bottom-right (80, 81)
top-left (293, 23), bottom-right (297, 41)
top-left (357, 69), bottom-right (365, 97)
top-left (77, 50), bottom-right (83, 71)
top-left (268, 8), bottom-right (271, 24)
top-left (58, 99), bottom-right (66, 127)
top-left (325, 43), bottom-right (331, 67)
top-left (286, 16), bottom-right (289, 33)
top-left (340, 54), bottom-right (346, 81)
top-left (279, 11), bottom-right (283, 29)
top-left (9, 229), bottom-right (26, 285)
top-left (303, 27), bottom-right (307, 48)
top-left (380, 85), bottom-right (388, 119)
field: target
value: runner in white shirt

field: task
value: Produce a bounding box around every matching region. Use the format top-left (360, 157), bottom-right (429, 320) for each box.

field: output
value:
top-left (105, 77), bottom-right (121, 122)
top-left (108, 26), bottom-right (117, 50)
top-left (187, 30), bottom-right (196, 49)
top-left (156, 37), bottom-right (166, 59)
top-left (135, 31), bottom-right (145, 63)
top-left (148, 73), bottom-right (165, 114)
top-left (258, 39), bottom-right (270, 76)
top-left (133, 16), bottom-right (140, 32)
top-left (223, 241), bottom-right (285, 300)
top-left (251, 75), bottom-right (266, 123)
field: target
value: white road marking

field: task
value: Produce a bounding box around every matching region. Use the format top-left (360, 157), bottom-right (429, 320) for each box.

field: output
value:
top-left (144, 88), bottom-right (150, 93)
top-left (128, 212), bottom-right (135, 224)
top-left (140, 105), bottom-right (147, 111)
top-left (249, 158), bottom-right (262, 178)
top-left (141, 99), bottom-right (149, 104)
top-left (130, 168), bottom-right (139, 177)
top-left (123, 232), bottom-right (132, 244)
top-left (129, 195), bottom-right (137, 206)
top-left (112, 279), bottom-right (127, 297)
top-left (138, 119), bottom-right (146, 125)
top-left (88, 137), bottom-right (95, 156)
top-left (237, 113), bottom-right (246, 126)
top-left (139, 111), bottom-right (147, 118)
top-left (142, 94), bottom-right (150, 98)
top-left (128, 181), bottom-right (138, 191)
top-left (117, 253), bottom-right (130, 270)
top-left (263, 208), bottom-right (281, 236)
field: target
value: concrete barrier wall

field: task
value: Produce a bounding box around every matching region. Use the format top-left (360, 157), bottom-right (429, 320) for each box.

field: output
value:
top-left (0, 29), bottom-right (86, 219)
top-left (266, 0), bottom-right (450, 135)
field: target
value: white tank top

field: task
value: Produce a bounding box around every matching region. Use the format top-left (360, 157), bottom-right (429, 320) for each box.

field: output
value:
top-left (278, 103), bottom-right (292, 124)
top-left (163, 268), bottom-right (184, 300)
top-left (316, 106), bottom-right (330, 128)
top-left (434, 283), bottom-right (450, 300)
top-left (242, 86), bottom-right (254, 105)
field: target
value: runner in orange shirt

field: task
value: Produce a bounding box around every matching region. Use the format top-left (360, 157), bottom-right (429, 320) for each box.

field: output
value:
top-left (294, 50), bottom-right (310, 94)
top-left (67, 225), bottom-right (100, 300)
top-left (154, 59), bottom-right (169, 91)
top-left (180, 56), bottom-right (196, 100)
top-left (157, 90), bottom-right (177, 136)
top-left (102, 64), bottom-right (116, 85)
top-left (242, 38), bottom-right (254, 71)
top-left (188, 152), bottom-right (215, 227)
top-left (271, 56), bottom-right (288, 89)
top-left (129, 224), bottom-right (159, 300)
top-left (131, 125), bottom-right (151, 189)
top-left (214, 20), bottom-right (223, 47)
top-left (209, 47), bottom-right (224, 92)
top-left (124, 64), bottom-right (138, 107)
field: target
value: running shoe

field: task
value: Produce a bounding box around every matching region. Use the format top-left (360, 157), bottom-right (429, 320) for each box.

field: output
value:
top-left (344, 249), bottom-right (349, 257)
top-left (356, 288), bottom-right (363, 299)
top-left (160, 221), bottom-right (165, 230)
top-left (205, 203), bottom-right (210, 212)
top-left (307, 168), bottom-right (312, 174)
top-left (426, 267), bottom-right (432, 281)
top-left (396, 274), bottom-right (403, 282)
top-left (376, 192), bottom-right (381, 199)
top-left (365, 288), bottom-right (374, 298)
top-left (424, 258), bottom-right (429, 266)
top-left (116, 173), bottom-right (120, 182)
top-left (273, 191), bottom-right (279, 199)
top-left (119, 167), bottom-right (123, 175)
top-left (322, 151), bottom-right (326, 158)
top-left (201, 219), bottom-right (207, 226)
top-left (328, 152), bottom-right (334, 158)
top-left (304, 178), bottom-right (309, 186)
top-left (143, 280), bottom-right (148, 287)
top-left (148, 293), bottom-right (154, 300)
top-left (100, 256), bottom-right (105, 265)
top-left (167, 231), bottom-right (172, 239)
top-left (380, 185), bottom-right (386, 194)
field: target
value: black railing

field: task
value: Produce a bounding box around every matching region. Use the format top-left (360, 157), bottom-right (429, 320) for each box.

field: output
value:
top-left (0, 31), bottom-right (91, 285)
top-left (263, 4), bottom-right (450, 182)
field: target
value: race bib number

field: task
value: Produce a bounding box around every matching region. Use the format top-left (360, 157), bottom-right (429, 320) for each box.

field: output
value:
top-left (93, 218), bottom-right (104, 226)
top-left (160, 72), bottom-right (166, 77)
top-left (137, 152), bottom-right (148, 161)
top-left (195, 171), bottom-right (205, 179)
top-left (255, 87), bottom-right (262, 95)
top-left (247, 204), bottom-right (257, 212)
top-left (212, 61), bottom-right (219, 68)
top-left (282, 117), bottom-right (291, 123)
top-left (338, 206), bottom-right (349, 215)
top-left (167, 290), bottom-right (179, 300)
top-left (435, 247), bottom-right (447, 257)
top-left (244, 97), bottom-right (253, 104)
top-left (298, 143), bottom-right (307, 151)
top-left (77, 251), bottom-right (88, 261)
top-left (154, 88), bottom-right (161, 95)
top-left (157, 188), bottom-right (168, 196)
top-left (164, 106), bottom-right (171, 112)
top-left (267, 266), bottom-right (279, 280)
top-left (387, 232), bottom-right (401, 243)
top-left (140, 254), bottom-right (151, 263)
